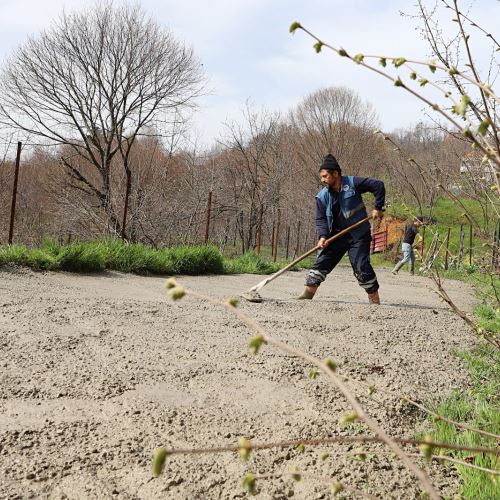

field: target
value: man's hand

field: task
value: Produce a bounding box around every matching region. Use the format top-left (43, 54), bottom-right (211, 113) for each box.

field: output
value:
top-left (371, 209), bottom-right (384, 219)
top-left (318, 237), bottom-right (329, 249)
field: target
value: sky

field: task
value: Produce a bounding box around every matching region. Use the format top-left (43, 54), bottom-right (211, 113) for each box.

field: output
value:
top-left (0, 0), bottom-right (498, 149)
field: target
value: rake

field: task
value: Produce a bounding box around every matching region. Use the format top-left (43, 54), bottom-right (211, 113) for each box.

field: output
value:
top-left (241, 215), bottom-right (373, 302)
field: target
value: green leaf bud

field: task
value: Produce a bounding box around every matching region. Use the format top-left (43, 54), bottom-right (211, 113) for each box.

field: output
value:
top-left (297, 443), bottom-right (305, 454)
top-left (309, 368), bottom-right (319, 380)
top-left (291, 467), bottom-right (301, 482)
top-left (321, 451), bottom-right (330, 461)
top-left (409, 71), bottom-right (417, 80)
top-left (392, 57), bottom-right (407, 68)
top-left (419, 78), bottom-right (428, 87)
top-left (313, 42), bottom-right (323, 53)
top-left (477, 119), bottom-right (491, 136)
top-left (428, 61), bottom-right (437, 73)
top-left (338, 48), bottom-right (348, 57)
top-left (453, 95), bottom-right (471, 117)
top-left (331, 481), bottom-right (344, 495)
top-left (394, 77), bottom-right (404, 87)
top-left (354, 53), bottom-right (364, 64)
top-left (165, 278), bottom-right (177, 289)
top-left (243, 473), bottom-right (257, 495)
top-left (226, 297), bottom-right (239, 307)
top-left (323, 358), bottom-right (337, 372)
top-left (368, 385), bottom-right (376, 395)
top-left (168, 287), bottom-right (186, 301)
top-left (340, 411), bottom-right (359, 425)
top-left (289, 22), bottom-right (301, 34)
top-left (239, 437), bottom-right (252, 462)
top-left (462, 127), bottom-right (473, 139)
top-left (249, 335), bottom-right (266, 355)
top-left (448, 67), bottom-right (459, 75)
top-left (379, 58), bottom-right (387, 67)
top-left (152, 447), bottom-right (169, 477)
top-left (419, 435), bottom-right (434, 462)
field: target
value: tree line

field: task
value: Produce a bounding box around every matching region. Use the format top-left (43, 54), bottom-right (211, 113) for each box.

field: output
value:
top-left (0, 2), bottom-right (493, 252)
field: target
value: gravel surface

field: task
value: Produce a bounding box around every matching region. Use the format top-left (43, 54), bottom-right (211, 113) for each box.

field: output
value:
top-left (0, 265), bottom-right (477, 499)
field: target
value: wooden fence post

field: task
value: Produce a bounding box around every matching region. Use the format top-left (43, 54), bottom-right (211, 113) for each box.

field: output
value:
top-left (444, 227), bottom-right (451, 270)
top-left (294, 220), bottom-right (301, 259)
top-left (121, 169), bottom-right (132, 241)
top-left (458, 225), bottom-right (464, 267)
top-left (469, 225), bottom-right (473, 265)
top-left (285, 225), bottom-right (290, 261)
top-left (273, 209), bottom-right (281, 263)
top-left (271, 220), bottom-right (275, 259)
top-left (204, 191), bottom-right (212, 244)
top-left (256, 204), bottom-right (263, 255)
top-left (491, 222), bottom-right (500, 270)
top-left (8, 142), bottom-right (22, 245)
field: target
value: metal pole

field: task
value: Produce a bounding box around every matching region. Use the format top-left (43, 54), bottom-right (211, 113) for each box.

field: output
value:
top-left (8, 142), bottom-right (22, 245)
top-left (204, 191), bottom-right (212, 244)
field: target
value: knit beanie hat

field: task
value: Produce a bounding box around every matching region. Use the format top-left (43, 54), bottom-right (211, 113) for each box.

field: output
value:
top-left (319, 154), bottom-right (340, 172)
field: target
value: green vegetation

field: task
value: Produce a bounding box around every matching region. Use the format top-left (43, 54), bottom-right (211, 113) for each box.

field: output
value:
top-left (425, 269), bottom-right (499, 499)
top-left (431, 344), bottom-right (499, 500)
top-left (0, 240), bottom-right (314, 276)
top-left (386, 199), bottom-right (499, 498)
top-left (223, 250), bottom-right (313, 274)
top-left (386, 197), bottom-right (495, 269)
top-left (0, 240), bottom-right (225, 275)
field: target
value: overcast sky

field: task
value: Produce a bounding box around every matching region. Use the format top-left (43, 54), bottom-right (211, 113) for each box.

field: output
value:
top-left (0, 0), bottom-right (498, 148)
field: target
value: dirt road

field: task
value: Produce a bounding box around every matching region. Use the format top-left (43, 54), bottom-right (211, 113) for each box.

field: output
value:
top-left (0, 265), bottom-right (476, 498)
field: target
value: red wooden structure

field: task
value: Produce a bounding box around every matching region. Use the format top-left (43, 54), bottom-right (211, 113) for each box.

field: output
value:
top-left (370, 228), bottom-right (388, 254)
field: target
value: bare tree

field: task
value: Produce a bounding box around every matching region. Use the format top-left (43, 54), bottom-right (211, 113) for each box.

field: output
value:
top-left (219, 104), bottom-right (290, 253)
top-left (289, 86), bottom-right (381, 190)
top-left (0, 2), bottom-right (205, 237)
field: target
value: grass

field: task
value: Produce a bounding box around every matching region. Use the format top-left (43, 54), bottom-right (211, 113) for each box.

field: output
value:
top-left (0, 240), bottom-right (315, 276)
top-left (386, 196), bottom-right (499, 497)
top-left (0, 240), bottom-right (225, 275)
top-left (431, 344), bottom-right (499, 500)
top-left (425, 270), bottom-right (500, 499)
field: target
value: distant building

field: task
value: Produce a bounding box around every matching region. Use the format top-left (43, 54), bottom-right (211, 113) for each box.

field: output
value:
top-left (460, 150), bottom-right (496, 184)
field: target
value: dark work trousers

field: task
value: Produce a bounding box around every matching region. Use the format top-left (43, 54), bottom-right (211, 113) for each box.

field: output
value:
top-left (305, 230), bottom-right (379, 294)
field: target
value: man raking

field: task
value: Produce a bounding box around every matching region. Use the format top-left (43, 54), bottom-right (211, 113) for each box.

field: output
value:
top-left (297, 154), bottom-right (385, 304)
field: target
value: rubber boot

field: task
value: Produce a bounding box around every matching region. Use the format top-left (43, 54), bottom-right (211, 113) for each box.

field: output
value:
top-left (392, 261), bottom-right (404, 275)
top-left (367, 290), bottom-right (380, 305)
top-left (297, 286), bottom-right (317, 300)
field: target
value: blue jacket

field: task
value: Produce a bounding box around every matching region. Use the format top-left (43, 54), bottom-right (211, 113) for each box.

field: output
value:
top-left (315, 176), bottom-right (385, 239)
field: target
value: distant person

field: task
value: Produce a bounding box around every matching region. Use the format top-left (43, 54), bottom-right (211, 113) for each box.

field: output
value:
top-left (297, 154), bottom-right (385, 304)
top-left (392, 218), bottom-right (423, 275)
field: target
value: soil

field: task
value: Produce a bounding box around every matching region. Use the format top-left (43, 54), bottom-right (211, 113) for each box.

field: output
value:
top-left (0, 264), bottom-right (477, 499)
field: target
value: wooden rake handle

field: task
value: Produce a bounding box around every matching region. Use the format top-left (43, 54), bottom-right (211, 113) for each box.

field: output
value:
top-left (249, 215), bottom-right (373, 293)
